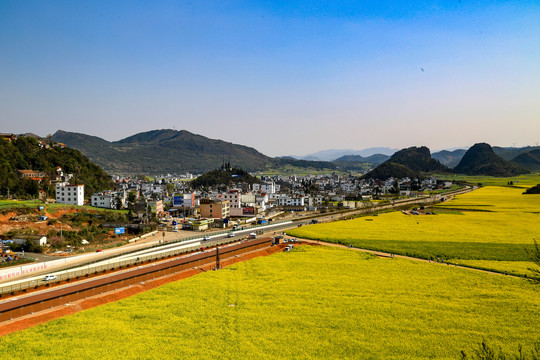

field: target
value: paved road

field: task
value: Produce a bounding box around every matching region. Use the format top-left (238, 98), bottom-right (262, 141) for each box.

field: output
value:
top-left (0, 186), bottom-right (473, 287)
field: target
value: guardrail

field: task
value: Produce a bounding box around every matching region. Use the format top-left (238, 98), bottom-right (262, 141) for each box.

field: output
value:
top-left (0, 221), bottom-right (293, 296)
top-left (0, 238), bottom-right (274, 322)
top-left (81, 220), bottom-right (293, 266)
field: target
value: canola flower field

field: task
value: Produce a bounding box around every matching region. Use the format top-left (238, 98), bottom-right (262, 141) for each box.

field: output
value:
top-left (0, 246), bottom-right (538, 360)
top-left (437, 173), bottom-right (540, 187)
top-left (287, 179), bottom-right (540, 276)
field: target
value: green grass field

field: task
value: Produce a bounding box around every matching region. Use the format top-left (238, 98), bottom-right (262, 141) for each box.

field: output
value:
top-left (0, 199), bottom-right (43, 210)
top-left (0, 200), bottom-right (128, 215)
top-left (0, 246), bottom-right (538, 360)
top-left (287, 182), bottom-right (540, 276)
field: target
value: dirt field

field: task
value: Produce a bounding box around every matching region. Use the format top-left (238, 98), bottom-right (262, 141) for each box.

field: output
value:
top-left (0, 208), bottom-right (75, 235)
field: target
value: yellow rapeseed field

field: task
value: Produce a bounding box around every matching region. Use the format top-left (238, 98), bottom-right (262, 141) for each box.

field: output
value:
top-left (0, 246), bottom-right (538, 360)
top-left (288, 185), bottom-right (540, 273)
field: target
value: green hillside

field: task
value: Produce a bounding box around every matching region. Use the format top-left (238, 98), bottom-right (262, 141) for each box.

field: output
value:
top-left (454, 143), bottom-right (530, 177)
top-left (361, 161), bottom-right (420, 180)
top-left (53, 129), bottom-right (340, 175)
top-left (53, 129), bottom-right (273, 174)
top-left (512, 149), bottom-right (540, 171)
top-left (0, 136), bottom-right (114, 199)
top-left (362, 146), bottom-right (449, 179)
top-left (386, 146), bottom-right (450, 173)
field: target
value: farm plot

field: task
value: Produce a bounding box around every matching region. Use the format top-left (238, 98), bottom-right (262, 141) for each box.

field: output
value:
top-left (0, 246), bottom-right (538, 360)
top-left (288, 185), bottom-right (540, 275)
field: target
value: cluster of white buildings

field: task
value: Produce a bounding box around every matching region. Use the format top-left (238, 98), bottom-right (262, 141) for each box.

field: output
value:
top-left (58, 169), bottom-right (452, 219)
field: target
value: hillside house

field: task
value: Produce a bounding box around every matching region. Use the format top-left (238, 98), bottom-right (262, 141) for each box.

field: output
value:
top-left (56, 182), bottom-right (84, 206)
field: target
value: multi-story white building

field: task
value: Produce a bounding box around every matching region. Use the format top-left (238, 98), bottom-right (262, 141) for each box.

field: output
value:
top-left (276, 195), bottom-right (304, 207)
top-left (56, 182), bottom-right (84, 206)
top-left (91, 191), bottom-right (125, 209)
top-left (253, 182), bottom-right (279, 194)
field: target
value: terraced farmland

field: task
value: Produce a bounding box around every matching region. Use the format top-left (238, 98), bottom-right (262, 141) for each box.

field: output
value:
top-left (0, 246), bottom-right (538, 359)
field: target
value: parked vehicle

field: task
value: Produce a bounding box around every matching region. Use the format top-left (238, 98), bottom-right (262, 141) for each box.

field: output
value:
top-left (43, 275), bottom-right (58, 281)
top-left (203, 236), bottom-right (211, 241)
top-left (227, 232), bottom-right (235, 238)
top-left (96, 249), bottom-right (103, 252)
top-left (284, 244), bottom-right (294, 252)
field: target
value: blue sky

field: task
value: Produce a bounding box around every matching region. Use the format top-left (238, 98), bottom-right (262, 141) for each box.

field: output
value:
top-left (1, 1), bottom-right (539, 156)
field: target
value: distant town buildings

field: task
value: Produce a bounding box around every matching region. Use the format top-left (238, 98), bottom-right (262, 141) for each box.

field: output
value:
top-left (199, 198), bottom-right (230, 219)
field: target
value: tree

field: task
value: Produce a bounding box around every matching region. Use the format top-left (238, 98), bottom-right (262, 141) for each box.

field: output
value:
top-left (166, 182), bottom-right (175, 196)
top-left (527, 239), bottom-right (540, 282)
top-left (127, 191), bottom-right (137, 210)
top-left (115, 194), bottom-right (123, 210)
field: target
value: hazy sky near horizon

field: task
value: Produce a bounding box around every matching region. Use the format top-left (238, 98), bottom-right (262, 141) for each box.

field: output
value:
top-left (1, 1), bottom-right (539, 156)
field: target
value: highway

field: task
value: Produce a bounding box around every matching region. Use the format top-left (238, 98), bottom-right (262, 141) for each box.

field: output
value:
top-left (0, 221), bottom-right (292, 292)
top-left (0, 185), bottom-right (472, 294)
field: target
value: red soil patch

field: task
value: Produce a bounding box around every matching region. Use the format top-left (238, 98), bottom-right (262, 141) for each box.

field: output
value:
top-left (0, 212), bottom-right (17, 222)
top-left (0, 243), bottom-right (288, 336)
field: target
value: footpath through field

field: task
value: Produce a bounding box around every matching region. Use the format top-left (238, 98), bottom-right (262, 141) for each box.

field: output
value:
top-left (294, 237), bottom-right (524, 278)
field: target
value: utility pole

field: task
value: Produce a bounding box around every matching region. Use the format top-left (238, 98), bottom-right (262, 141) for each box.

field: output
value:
top-left (216, 246), bottom-right (220, 270)
top-left (60, 202), bottom-right (66, 241)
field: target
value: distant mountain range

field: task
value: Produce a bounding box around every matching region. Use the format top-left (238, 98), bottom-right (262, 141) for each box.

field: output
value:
top-left (362, 143), bottom-right (533, 180)
top-left (432, 146), bottom-right (540, 170)
top-left (512, 149), bottom-right (540, 171)
top-left (333, 154), bottom-right (390, 164)
top-left (431, 149), bottom-right (468, 168)
top-left (290, 148), bottom-right (398, 162)
top-left (51, 129), bottom-right (539, 177)
top-left (53, 129), bottom-right (341, 175)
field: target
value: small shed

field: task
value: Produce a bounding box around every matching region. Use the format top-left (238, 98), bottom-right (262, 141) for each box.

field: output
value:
top-left (13, 236), bottom-right (47, 247)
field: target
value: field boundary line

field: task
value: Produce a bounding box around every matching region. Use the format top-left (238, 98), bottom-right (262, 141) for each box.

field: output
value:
top-left (295, 238), bottom-right (527, 279)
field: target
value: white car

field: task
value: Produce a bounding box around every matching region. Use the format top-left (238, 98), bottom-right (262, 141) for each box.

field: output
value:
top-left (43, 275), bottom-right (58, 281)
top-left (203, 236), bottom-right (211, 241)
top-left (227, 232), bottom-right (235, 238)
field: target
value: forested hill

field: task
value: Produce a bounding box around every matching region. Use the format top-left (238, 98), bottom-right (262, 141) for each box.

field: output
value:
top-left (385, 146), bottom-right (450, 173)
top-left (0, 136), bottom-right (114, 199)
top-left (454, 143), bottom-right (530, 177)
top-left (52, 129), bottom-right (340, 175)
top-left (53, 129), bottom-right (273, 174)
top-left (362, 146), bottom-right (450, 180)
top-left (190, 167), bottom-right (259, 189)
